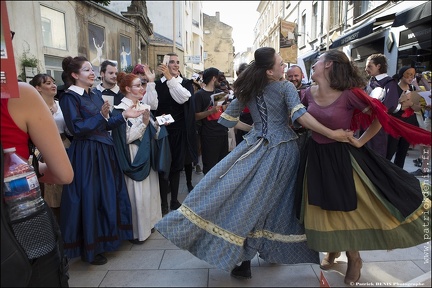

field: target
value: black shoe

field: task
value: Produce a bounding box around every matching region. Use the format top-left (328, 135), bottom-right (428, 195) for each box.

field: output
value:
top-left (187, 183), bottom-right (194, 192)
top-left (410, 169), bottom-right (431, 176)
top-left (230, 260), bottom-right (252, 279)
top-left (161, 204), bottom-right (169, 215)
top-left (90, 254), bottom-right (107, 265)
top-left (129, 239), bottom-right (145, 245)
top-left (170, 200), bottom-right (182, 210)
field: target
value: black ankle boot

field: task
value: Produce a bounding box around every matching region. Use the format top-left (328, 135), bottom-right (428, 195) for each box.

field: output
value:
top-left (230, 260), bottom-right (251, 279)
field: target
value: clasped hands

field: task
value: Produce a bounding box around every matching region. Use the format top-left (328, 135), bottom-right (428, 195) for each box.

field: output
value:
top-left (100, 101), bottom-right (148, 124)
top-left (330, 128), bottom-right (367, 148)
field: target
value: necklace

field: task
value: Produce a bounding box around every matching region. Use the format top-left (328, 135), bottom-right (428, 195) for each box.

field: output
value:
top-left (49, 102), bottom-right (58, 115)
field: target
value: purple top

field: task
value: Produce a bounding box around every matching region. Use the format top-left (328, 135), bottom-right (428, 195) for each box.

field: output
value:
top-left (302, 88), bottom-right (369, 144)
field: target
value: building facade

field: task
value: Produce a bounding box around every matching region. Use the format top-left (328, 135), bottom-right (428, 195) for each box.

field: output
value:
top-left (203, 12), bottom-right (234, 80)
top-left (146, 1), bottom-right (204, 79)
top-left (7, 0), bottom-right (153, 85)
top-left (253, 0), bottom-right (431, 84)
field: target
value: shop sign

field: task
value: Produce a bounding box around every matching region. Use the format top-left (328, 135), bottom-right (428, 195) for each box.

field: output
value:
top-left (399, 24), bottom-right (431, 46)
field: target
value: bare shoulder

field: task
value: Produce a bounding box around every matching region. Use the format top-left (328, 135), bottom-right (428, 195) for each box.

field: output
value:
top-left (8, 82), bottom-right (50, 132)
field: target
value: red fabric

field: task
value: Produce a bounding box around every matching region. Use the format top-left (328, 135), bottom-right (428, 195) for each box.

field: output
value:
top-left (350, 88), bottom-right (431, 146)
top-left (206, 106), bottom-right (223, 121)
top-left (0, 98), bottom-right (30, 159)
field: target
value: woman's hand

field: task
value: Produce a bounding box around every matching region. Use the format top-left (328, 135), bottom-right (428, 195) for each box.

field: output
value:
top-left (101, 100), bottom-right (110, 118)
top-left (330, 129), bottom-right (354, 143)
top-left (347, 136), bottom-right (363, 148)
top-left (142, 109), bottom-right (150, 126)
top-left (123, 105), bottom-right (144, 119)
top-left (143, 65), bottom-right (155, 82)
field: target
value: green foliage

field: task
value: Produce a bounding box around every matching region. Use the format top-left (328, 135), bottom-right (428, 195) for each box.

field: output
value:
top-left (90, 0), bottom-right (111, 6)
top-left (123, 64), bottom-right (134, 73)
top-left (19, 50), bottom-right (40, 81)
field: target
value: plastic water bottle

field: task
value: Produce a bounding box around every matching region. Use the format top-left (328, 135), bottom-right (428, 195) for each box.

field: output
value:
top-left (3, 147), bottom-right (45, 221)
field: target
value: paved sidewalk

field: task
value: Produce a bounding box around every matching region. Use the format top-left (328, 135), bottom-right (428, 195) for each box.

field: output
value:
top-left (68, 146), bottom-right (431, 287)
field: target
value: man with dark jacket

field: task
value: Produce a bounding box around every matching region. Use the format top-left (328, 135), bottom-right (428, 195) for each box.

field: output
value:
top-left (154, 53), bottom-right (197, 213)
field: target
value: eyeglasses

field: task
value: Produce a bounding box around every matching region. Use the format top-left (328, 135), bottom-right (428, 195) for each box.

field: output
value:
top-left (169, 60), bottom-right (180, 65)
top-left (131, 83), bottom-right (144, 88)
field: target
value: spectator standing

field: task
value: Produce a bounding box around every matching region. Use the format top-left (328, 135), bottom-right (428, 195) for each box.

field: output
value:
top-left (93, 60), bottom-right (123, 107)
top-left (1, 82), bottom-right (74, 286)
top-left (29, 74), bottom-right (71, 221)
top-left (297, 50), bottom-right (430, 285)
top-left (154, 53), bottom-right (197, 213)
top-left (364, 53), bottom-right (413, 157)
top-left (194, 67), bottom-right (229, 174)
top-left (155, 47), bottom-right (353, 279)
top-left (409, 71), bottom-right (431, 174)
top-left (286, 65), bottom-right (311, 151)
top-left (111, 72), bottom-right (164, 244)
top-left (131, 63), bottom-right (159, 110)
top-left (191, 72), bottom-right (204, 174)
top-left (59, 56), bottom-right (144, 265)
top-left (386, 66), bottom-right (420, 168)
top-left (285, 64), bottom-right (309, 92)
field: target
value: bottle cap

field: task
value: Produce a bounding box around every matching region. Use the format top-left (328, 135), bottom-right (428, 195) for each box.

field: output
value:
top-left (3, 147), bottom-right (16, 153)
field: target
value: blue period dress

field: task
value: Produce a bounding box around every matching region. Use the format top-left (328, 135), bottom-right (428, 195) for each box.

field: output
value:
top-left (155, 81), bottom-right (319, 272)
top-left (59, 85), bottom-right (133, 263)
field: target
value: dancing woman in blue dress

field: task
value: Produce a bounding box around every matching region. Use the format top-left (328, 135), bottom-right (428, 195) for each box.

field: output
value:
top-left (155, 47), bottom-right (353, 278)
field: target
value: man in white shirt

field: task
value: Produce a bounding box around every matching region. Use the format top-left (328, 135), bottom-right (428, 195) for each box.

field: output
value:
top-left (154, 54), bottom-right (197, 213)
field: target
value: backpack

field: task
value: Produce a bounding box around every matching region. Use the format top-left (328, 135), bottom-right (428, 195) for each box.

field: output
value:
top-left (1, 142), bottom-right (32, 287)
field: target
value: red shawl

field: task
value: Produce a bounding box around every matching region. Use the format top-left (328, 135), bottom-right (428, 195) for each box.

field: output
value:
top-left (350, 88), bottom-right (431, 146)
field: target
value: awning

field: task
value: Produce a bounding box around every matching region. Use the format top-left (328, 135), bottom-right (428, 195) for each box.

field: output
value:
top-left (392, 2), bottom-right (431, 27)
top-left (329, 21), bottom-right (375, 49)
top-left (302, 51), bottom-right (319, 63)
top-left (329, 11), bottom-right (396, 50)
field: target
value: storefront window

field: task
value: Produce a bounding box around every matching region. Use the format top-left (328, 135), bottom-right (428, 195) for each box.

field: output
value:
top-left (351, 37), bottom-right (385, 78)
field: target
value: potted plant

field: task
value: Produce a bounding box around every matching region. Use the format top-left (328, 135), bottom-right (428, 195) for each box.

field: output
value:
top-left (19, 49), bottom-right (39, 81)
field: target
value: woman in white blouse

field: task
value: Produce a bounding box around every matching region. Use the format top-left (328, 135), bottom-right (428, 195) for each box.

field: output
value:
top-left (30, 74), bottom-right (71, 219)
top-left (111, 72), bottom-right (163, 244)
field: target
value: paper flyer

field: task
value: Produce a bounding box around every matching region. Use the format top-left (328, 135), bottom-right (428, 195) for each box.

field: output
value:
top-left (1, 1), bottom-right (19, 98)
top-left (210, 91), bottom-right (227, 106)
top-left (417, 91), bottom-right (431, 106)
top-left (156, 114), bottom-right (175, 125)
